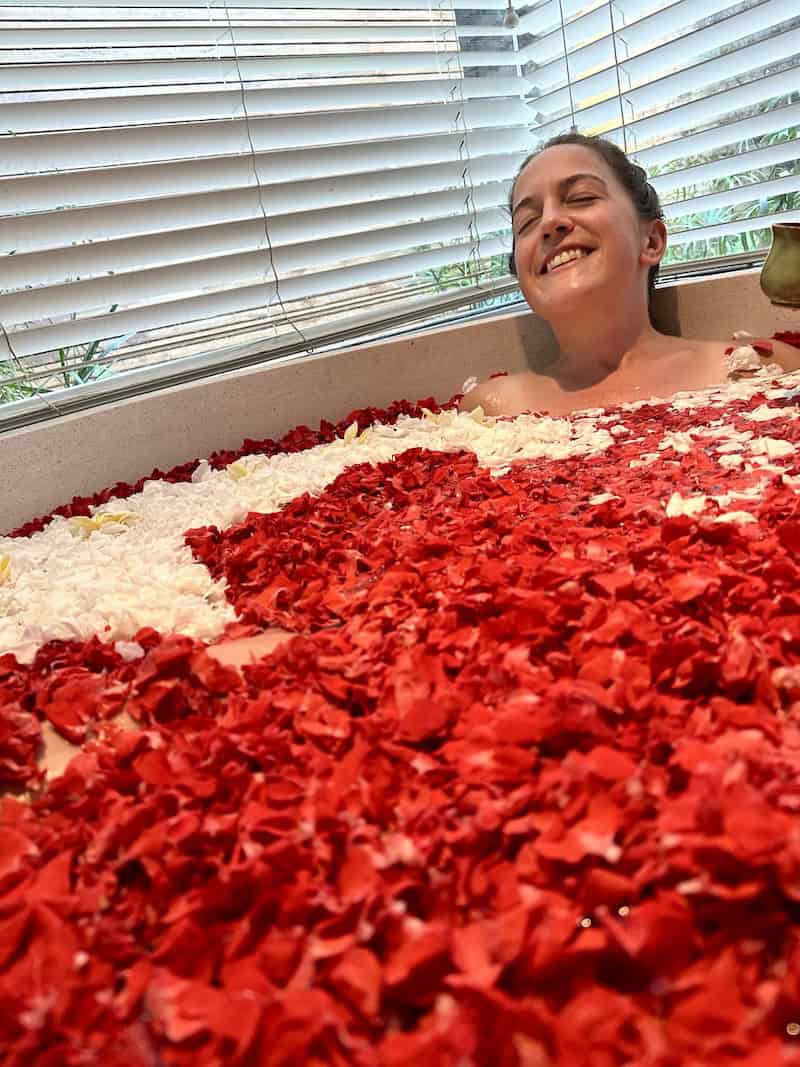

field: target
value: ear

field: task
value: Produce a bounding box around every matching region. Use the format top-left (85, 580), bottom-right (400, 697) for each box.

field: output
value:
top-left (641, 218), bottom-right (667, 267)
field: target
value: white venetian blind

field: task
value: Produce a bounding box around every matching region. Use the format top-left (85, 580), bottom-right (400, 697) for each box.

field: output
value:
top-left (522, 0), bottom-right (800, 267)
top-left (0, 0), bottom-right (530, 410)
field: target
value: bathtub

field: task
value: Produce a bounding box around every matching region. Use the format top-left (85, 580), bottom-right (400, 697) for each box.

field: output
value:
top-left (2, 268), bottom-right (792, 534)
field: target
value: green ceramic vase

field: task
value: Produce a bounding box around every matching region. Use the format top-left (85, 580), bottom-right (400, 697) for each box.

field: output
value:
top-left (760, 223), bottom-right (800, 308)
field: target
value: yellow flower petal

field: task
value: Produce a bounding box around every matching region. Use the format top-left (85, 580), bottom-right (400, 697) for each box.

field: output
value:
top-left (68, 516), bottom-right (100, 537)
top-left (0, 555), bottom-right (10, 585)
top-left (227, 461), bottom-right (249, 481)
top-left (96, 512), bottom-right (137, 527)
top-left (68, 512), bottom-right (137, 537)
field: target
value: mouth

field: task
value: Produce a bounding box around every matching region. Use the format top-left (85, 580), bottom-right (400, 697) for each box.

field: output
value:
top-left (540, 247), bottom-right (594, 275)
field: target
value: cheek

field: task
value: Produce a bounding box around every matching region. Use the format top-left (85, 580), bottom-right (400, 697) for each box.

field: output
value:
top-left (515, 242), bottom-right (541, 302)
top-left (515, 232), bottom-right (535, 270)
top-left (516, 234), bottom-right (544, 292)
top-left (603, 208), bottom-right (643, 261)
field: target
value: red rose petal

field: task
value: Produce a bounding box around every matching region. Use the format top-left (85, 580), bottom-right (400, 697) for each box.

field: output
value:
top-left (327, 946), bottom-right (383, 1019)
top-left (5, 381), bottom-right (800, 1061)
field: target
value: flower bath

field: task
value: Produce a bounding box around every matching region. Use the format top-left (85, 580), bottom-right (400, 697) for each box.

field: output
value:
top-left (3, 338), bottom-right (800, 1064)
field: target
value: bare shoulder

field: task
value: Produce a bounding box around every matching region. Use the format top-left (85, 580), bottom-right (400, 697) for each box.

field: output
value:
top-left (458, 371), bottom-right (540, 415)
top-left (711, 336), bottom-right (800, 374)
top-left (667, 336), bottom-right (800, 387)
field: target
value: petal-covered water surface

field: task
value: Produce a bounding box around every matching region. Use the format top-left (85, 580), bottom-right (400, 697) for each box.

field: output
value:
top-left (3, 369), bottom-right (800, 1064)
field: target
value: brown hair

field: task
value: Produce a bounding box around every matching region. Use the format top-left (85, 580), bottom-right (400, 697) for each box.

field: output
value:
top-left (508, 132), bottom-right (665, 292)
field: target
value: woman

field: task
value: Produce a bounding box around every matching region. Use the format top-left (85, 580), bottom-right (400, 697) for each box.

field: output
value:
top-left (21, 134), bottom-right (797, 787)
top-left (459, 132), bottom-right (800, 416)
top-left (23, 136), bottom-right (800, 784)
top-left (209, 133), bottom-right (800, 671)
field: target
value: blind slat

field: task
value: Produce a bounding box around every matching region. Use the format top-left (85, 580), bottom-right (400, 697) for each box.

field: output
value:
top-left (3, 77), bottom-right (525, 135)
top-left (3, 26), bottom-right (461, 47)
top-left (1, 53), bottom-right (533, 94)
top-left (4, 0), bottom-right (510, 10)
top-left (662, 172), bottom-right (800, 221)
top-left (669, 206), bottom-right (800, 246)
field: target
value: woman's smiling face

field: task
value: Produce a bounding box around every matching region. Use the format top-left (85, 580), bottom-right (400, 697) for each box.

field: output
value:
top-left (511, 143), bottom-right (663, 322)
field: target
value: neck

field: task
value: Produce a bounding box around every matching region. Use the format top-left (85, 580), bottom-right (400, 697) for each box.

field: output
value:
top-left (546, 300), bottom-right (662, 390)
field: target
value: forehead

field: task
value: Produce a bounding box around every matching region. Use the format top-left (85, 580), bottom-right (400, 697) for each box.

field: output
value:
top-left (513, 144), bottom-right (615, 202)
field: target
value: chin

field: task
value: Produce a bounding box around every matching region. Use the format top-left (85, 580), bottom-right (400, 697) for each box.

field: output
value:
top-left (533, 280), bottom-right (604, 319)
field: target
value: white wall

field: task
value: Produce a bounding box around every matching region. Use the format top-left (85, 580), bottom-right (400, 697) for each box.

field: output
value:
top-left (2, 269), bottom-right (797, 533)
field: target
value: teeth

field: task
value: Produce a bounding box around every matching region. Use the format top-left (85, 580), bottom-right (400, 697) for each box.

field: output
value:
top-left (547, 248), bottom-right (589, 272)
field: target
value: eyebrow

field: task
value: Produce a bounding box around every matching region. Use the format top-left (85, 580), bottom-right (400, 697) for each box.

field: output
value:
top-left (512, 172), bottom-right (608, 216)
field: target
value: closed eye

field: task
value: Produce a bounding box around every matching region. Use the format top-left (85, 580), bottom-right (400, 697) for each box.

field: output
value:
top-left (516, 216), bottom-right (540, 236)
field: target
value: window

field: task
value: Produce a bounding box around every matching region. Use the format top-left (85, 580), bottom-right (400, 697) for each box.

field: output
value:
top-left (1, 0), bottom-right (798, 421)
top-left (0, 0), bottom-right (529, 418)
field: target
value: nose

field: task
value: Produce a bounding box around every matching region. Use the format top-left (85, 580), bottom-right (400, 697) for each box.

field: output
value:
top-left (541, 217), bottom-right (571, 241)
top-left (540, 201), bottom-right (573, 241)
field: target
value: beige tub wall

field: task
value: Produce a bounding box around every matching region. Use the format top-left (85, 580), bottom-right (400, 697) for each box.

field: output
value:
top-left (668, 268), bottom-right (800, 339)
top-left (0, 310), bottom-right (553, 533)
top-left (2, 269), bottom-right (796, 534)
